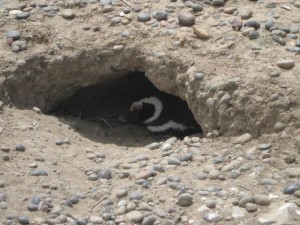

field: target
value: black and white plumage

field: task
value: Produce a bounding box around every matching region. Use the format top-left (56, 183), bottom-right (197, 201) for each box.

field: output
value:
top-left (119, 93), bottom-right (201, 135)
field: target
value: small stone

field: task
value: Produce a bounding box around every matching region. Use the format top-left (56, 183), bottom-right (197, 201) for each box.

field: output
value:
top-left (277, 59), bottom-right (295, 69)
top-left (245, 203), bottom-right (257, 213)
top-left (33, 107), bottom-right (41, 114)
top-left (11, 40), bottom-right (27, 52)
top-left (178, 193), bottom-right (193, 207)
top-left (111, 17), bottom-right (122, 25)
top-left (178, 11), bottom-right (195, 26)
top-left (6, 38), bottom-right (14, 46)
top-left (266, 2), bottom-right (276, 8)
top-left (155, 10), bottom-right (168, 21)
top-left (62, 9), bottom-right (75, 19)
top-left (265, 20), bottom-right (274, 30)
top-left (16, 12), bottom-right (30, 20)
top-left (142, 215), bottom-right (156, 225)
top-left (212, 0), bottom-right (225, 6)
top-left (239, 195), bottom-right (255, 208)
top-left (30, 170), bottom-right (48, 176)
top-left (269, 70), bottom-right (281, 77)
top-left (203, 213), bottom-right (223, 222)
top-left (18, 215), bottom-right (30, 224)
top-left (191, 3), bottom-right (203, 12)
top-left (179, 153), bottom-right (193, 162)
top-left (161, 143), bottom-right (172, 151)
top-left (116, 189), bottom-right (128, 198)
top-left (153, 208), bottom-right (167, 218)
top-left (285, 168), bottom-right (300, 177)
top-left (244, 20), bottom-right (260, 29)
top-left (208, 169), bottom-right (220, 180)
top-left (254, 195), bottom-right (270, 206)
top-left (249, 30), bottom-right (259, 40)
top-left (294, 190), bottom-right (300, 198)
top-left (223, 7), bottom-right (236, 14)
top-left (6, 30), bottom-right (21, 40)
top-left (283, 183), bottom-right (300, 194)
top-left (137, 12), bottom-right (151, 22)
top-left (240, 10), bottom-right (252, 20)
top-left (126, 211), bottom-right (143, 223)
top-left (233, 133), bottom-right (252, 144)
top-left (27, 204), bottom-right (38, 211)
top-left (205, 199), bottom-right (217, 208)
top-left (15, 144), bottom-right (26, 152)
top-left (258, 143), bottom-right (272, 150)
top-left (129, 192), bottom-right (143, 200)
top-left (274, 122), bottom-right (285, 132)
top-left (98, 168), bottom-right (112, 179)
top-left (167, 174), bottom-right (181, 182)
top-left (285, 155), bottom-right (296, 164)
top-left (136, 170), bottom-right (153, 180)
top-left (89, 216), bottom-right (103, 224)
top-left (113, 45), bottom-right (124, 51)
top-left (31, 196), bottom-right (41, 205)
top-left (70, 196), bottom-right (79, 204)
top-left (0, 201), bottom-right (7, 209)
top-left (193, 26), bottom-right (209, 39)
top-left (103, 5), bottom-right (114, 13)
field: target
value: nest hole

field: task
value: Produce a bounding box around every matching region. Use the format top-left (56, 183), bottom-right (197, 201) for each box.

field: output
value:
top-left (50, 72), bottom-right (201, 146)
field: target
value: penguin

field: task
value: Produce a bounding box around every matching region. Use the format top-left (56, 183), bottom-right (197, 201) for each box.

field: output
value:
top-left (119, 93), bottom-right (202, 136)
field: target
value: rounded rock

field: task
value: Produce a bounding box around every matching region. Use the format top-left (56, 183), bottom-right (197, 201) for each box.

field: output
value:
top-left (277, 59), bottom-right (295, 69)
top-left (15, 144), bottom-right (26, 152)
top-left (18, 215), bottom-right (30, 224)
top-left (193, 26), bottom-right (209, 39)
top-left (62, 9), bottom-right (75, 19)
top-left (178, 193), bottom-right (193, 207)
top-left (283, 183), bottom-right (300, 194)
top-left (137, 12), bottom-right (151, 22)
top-left (178, 11), bottom-right (195, 26)
top-left (245, 203), bottom-right (257, 213)
top-left (126, 211), bottom-right (143, 223)
top-left (6, 30), bottom-right (21, 40)
top-left (16, 12), bottom-right (30, 20)
top-left (155, 10), bottom-right (168, 21)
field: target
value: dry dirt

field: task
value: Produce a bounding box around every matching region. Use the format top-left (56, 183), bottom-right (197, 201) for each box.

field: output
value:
top-left (0, 0), bottom-right (300, 225)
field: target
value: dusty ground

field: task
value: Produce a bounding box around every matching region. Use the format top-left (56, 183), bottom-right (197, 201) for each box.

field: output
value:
top-left (0, 0), bottom-right (300, 225)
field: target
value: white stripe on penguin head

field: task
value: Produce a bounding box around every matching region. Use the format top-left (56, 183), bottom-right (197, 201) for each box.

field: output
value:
top-left (136, 96), bottom-right (163, 124)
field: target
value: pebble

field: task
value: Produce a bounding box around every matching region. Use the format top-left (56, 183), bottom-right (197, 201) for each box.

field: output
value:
top-left (212, 0), bottom-right (225, 6)
top-left (11, 40), bottom-right (27, 52)
top-left (6, 30), bottom-right (21, 40)
top-left (178, 193), bottom-right (193, 207)
top-left (245, 203), bottom-right (257, 213)
top-left (193, 26), bottom-right (209, 39)
top-left (269, 70), bottom-right (281, 77)
top-left (113, 45), bottom-right (125, 51)
top-left (244, 20), bottom-right (260, 29)
top-left (258, 143), bottom-right (272, 150)
top-left (98, 168), bottom-right (112, 179)
top-left (283, 183), bottom-right (300, 194)
top-left (274, 122), bottom-right (285, 132)
top-left (126, 211), bottom-right (143, 223)
top-left (141, 215), bottom-right (156, 225)
top-left (18, 215), bottom-right (30, 224)
top-left (153, 208), bottom-right (167, 218)
top-left (249, 30), bottom-right (259, 40)
top-left (129, 192), bottom-right (143, 200)
top-left (30, 169), bottom-right (48, 176)
top-left (254, 195), bottom-right (270, 206)
top-left (285, 168), bottom-right (300, 177)
top-left (89, 216), bottom-right (103, 224)
top-left (15, 144), bottom-right (26, 152)
top-left (155, 10), bottom-right (168, 21)
top-left (203, 213), bottom-right (223, 222)
top-left (167, 174), bottom-right (181, 182)
top-left (205, 199), bottom-right (217, 208)
top-left (265, 20), bottom-right (274, 30)
top-left (233, 133), bottom-right (252, 144)
top-left (137, 12), bottom-right (151, 22)
top-left (31, 196), bottom-right (41, 205)
top-left (177, 11), bottom-right (195, 26)
top-left (239, 195), bottom-right (255, 208)
top-left (285, 155), bottom-right (296, 164)
top-left (223, 7), bottom-right (236, 14)
top-left (62, 9), bottom-right (75, 19)
top-left (240, 10), bottom-right (253, 20)
top-left (16, 12), bottom-right (30, 20)
top-left (277, 59), bottom-right (295, 69)
top-left (208, 169), bottom-right (220, 180)
top-left (179, 153), bottom-right (193, 162)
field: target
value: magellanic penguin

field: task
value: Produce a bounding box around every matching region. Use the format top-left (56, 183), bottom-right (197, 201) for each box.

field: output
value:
top-left (119, 93), bottom-right (202, 136)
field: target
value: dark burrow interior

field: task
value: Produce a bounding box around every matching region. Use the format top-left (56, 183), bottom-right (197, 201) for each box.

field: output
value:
top-left (50, 72), bottom-right (201, 147)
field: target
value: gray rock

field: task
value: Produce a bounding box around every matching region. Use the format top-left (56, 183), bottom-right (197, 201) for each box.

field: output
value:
top-left (179, 153), bottom-right (193, 162)
top-left (192, 3), bottom-right (203, 12)
top-left (212, 0), bottom-right (225, 6)
top-left (265, 20), bottom-right (274, 30)
top-left (178, 193), bottom-right (193, 207)
top-left (129, 192), bottom-right (143, 200)
top-left (89, 216), bottom-right (103, 224)
top-left (283, 183), bottom-right (300, 194)
top-left (258, 143), bottom-right (272, 150)
top-left (254, 195), bottom-right (270, 206)
top-left (239, 195), bottom-right (255, 208)
top-left (62, 9), bottom-right (75, 19)
top-left (244, 20), bottom-right (260, 29)
top-left (17, 215), bottom-right (30, 224)
top-left (153, 208), bottom-right (167, 218)
top-left (193, 72), bottom-right (205, 80)
top-left (167, 174), bottom-right (181, 182)
top-left (0, 201), bottom-right (7, 209)
top-left (177, 11), bottom-right (195, 26)
top-left (88, 174), bottom-right (98, 181)
top-left (269, 70), bottom-right (281, 77)
top-left (111, 17), bottom-right (122, 27)
top-left (116, 189), bottom-right (128, 198)
top-left (205, 199), bottom-right (217, 208)
top-left (15, 144), bottom-right (26, 152)
top-left (167, 157), bottom-right (181, 165)
top-left (16, 12), bottom-right (30, 20)
top-left (142, 215), bottom-right (156, 225)
top-left (260, 178), bottom-right (278, 186)
top-left (208, 169), bottom-right (220, 180)
top-left (155, 11), bottom-right (168, 21)
top-left (11, 40), bottom-right (27, 52)
top-left (271, 30), bottom-right (287, 38)
top-left (137, 12), bottom-right (151, 22)
top-left (245, 203), bottom-right (257, 213)
top-left (98, 169), bottom-right (112, 179)
top-left (6, 30), bottom-right (21, 40)
top-left (27, 204), bottom-right (38, 211)
top-left (274, 122), bottom-right (285, 131)
top-left (249, 30), bottom-right (259, 40)
top-left (126, 211), bottom-right (143, 223)
top-left (266, 2), bottom-right (276, 8)
top-left (240, 10), bottom-right (252, 20)
top-left (277, 59), bottom-right (295, 69)
top-left (103, 5), bottom-right (114, 13)
top-left (285, 155), bottom-right (296, 164)
top-left (100, 0), bottom-right (112, 5)
top-left (31, 196), bottom-right (41, 205)
top-left (203, 213), bottom-right (223, 222)
top-left (30, 170), bottom-right (48, 176)
top-left (70, 195), bottom-right (79, 204)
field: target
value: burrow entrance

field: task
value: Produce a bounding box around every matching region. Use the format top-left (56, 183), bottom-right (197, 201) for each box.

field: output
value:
top-left (50, 72), bottom-right (202, 146)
